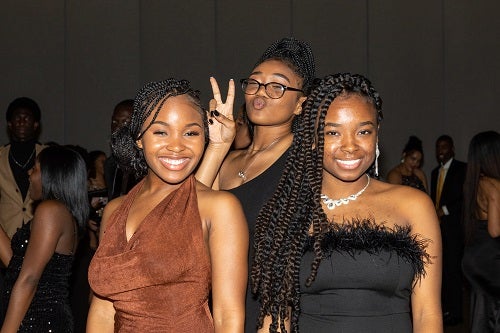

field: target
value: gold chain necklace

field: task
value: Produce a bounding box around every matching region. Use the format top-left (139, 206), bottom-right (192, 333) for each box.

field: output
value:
top-left (9, 148), bottom-right (36, 170)
top-left (237, 135), bottom-right (287, 182)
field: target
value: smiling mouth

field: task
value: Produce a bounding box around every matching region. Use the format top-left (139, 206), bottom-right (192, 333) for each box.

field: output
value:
top-left (164, 158), bottom-right (187, 165)
top-left (336, 159), bottom-right (362, 169)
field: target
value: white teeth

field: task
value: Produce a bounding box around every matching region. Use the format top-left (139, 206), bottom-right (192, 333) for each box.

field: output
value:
top-left (337, 159), bottom-right (360, 166)
top-left (163, 158), bottom-right (186, 165)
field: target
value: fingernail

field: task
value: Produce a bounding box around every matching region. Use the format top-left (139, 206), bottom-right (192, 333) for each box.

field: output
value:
top-left (208, 119), bottom-right (214, 125)
top-left (210, 111), bottom-right (214, 117)
top-left (213, 110), bottom-right (220, 117)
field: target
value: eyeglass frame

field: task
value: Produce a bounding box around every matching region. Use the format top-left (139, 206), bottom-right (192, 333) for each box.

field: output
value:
top-left (240, 78), bottom-right (304, 99)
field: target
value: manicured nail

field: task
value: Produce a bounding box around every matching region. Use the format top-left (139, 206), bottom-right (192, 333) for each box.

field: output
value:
top-left (213, 110), bottom-right (220, 117)
top-left (208, 119), bottom-right (214, 125)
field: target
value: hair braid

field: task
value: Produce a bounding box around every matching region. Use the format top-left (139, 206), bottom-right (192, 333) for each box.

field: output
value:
top-left (111, 79), bottom-right (206, 179)
top-left (255, 37), bottom-right (316, 94)
top-left (252, 73), bottom-right (382, 332)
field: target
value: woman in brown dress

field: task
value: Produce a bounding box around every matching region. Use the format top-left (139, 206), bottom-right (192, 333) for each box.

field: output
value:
top-left (87, 79), bottom-right (248, 332)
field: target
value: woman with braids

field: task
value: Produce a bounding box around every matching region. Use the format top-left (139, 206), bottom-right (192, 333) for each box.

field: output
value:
top-left (198, 36), bottom-right (315, 332)
top-left (461, 130), bottom-right (500, 333)
top-left (387, 135), bottom-right (428, 192)
top-left (87, 78), bottom-right (248, 332)
top-left (252, 73), bottom-right (443, 332)
top-left (0, 146), bottom-right (89, 332)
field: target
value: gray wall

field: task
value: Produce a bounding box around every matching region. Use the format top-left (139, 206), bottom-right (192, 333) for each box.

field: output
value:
top-left (1, 0), bottom-right (499, 179)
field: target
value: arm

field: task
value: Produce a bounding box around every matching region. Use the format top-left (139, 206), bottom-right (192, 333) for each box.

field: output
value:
top-left (208, 192), bottom-right (248, 333)
top-left (415, 168), bottom-right (429, 193)
top-left (86, 197), bottom-right (120, 332)
top-left (86, 295), bottom-right (115, 333)
top-left (196, 77), bottom-right (236, 188)
top-left (1, 201), bottom-right (67, 333)
top-left (405, 191), bottom-right (443, 333)
top-left (480, 177), bottom-right (500, 237)
top-left (0, 227), bottom-right (12, 267)
top-left (257, 313), bottom-right (291, 333)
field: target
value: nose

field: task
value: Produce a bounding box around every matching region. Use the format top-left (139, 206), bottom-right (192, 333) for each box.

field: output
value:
top-left (255, 83), bottom-right (267, 97)
top-left (166, 134), bottom-right (185, 152)
top-left (340, 134), bottom-right (358, 154)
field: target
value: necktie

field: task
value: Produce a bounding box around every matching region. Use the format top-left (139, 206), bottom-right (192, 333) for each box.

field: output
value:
top-left (436, 167), bottom-right (445, 208)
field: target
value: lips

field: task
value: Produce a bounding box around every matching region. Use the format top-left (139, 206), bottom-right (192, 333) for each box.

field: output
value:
top-left (159, 157), bottom-right (189, 171)
top-left (252, 97), bottom-right (266, 110)
top-left (336, 158), bottom-right (362, 170)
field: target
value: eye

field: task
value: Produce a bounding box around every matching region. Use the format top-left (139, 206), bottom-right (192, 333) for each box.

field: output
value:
top-left (325, 130), bottom-right (339, 136)
top-left (153, 130), bottom-right (167, 136)
top-left (185, 130), bottom-right (201, 137)
top-left (359, 129), bottom-right (372, 135)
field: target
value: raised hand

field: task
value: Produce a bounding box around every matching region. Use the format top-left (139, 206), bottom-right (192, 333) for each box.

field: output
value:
top-left (207, 77), bottom-right (236, 145)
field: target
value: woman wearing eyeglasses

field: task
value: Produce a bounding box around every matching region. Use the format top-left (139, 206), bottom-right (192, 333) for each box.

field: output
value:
top-left (200, 37), bottom-right (315, 332)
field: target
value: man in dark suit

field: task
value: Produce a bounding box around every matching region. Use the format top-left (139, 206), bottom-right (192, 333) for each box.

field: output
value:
top-left (430, 135), bottom-right (467, 326)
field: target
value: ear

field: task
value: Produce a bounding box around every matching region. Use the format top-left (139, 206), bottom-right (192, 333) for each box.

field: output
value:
top-left (136, 139), bottom-right (143, 149)
top-left (33, 121), bottom-right (40, 131)
top-left (293, 96), bottom-right (307, 116)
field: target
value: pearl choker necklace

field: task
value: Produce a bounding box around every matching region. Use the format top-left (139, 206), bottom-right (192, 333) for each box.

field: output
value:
top-left (321, 174), bottom-right (370, 210)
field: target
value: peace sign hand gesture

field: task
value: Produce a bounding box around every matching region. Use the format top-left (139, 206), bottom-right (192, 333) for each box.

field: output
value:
top-left (207, 77), bottom-right (236, 145)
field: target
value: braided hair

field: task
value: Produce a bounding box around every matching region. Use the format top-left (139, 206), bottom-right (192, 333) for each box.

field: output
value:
top-left (111, 78), bottom-right (207, 179)
top-left (255, 37), bottom-right (316, 95)
top-left (252, 73), bottom-right (383, 333)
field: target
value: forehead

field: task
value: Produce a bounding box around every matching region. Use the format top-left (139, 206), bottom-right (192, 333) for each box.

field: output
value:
top-left (436, 139), bottom-right (452, 148)
top-left (146, 94), bottom-right (203, 124)
top-left (251, 59), bottom-right (303, 83)
top-left (326, 94), bottom-right (377, 119)
top-left (11, 108), bottom-right (36, 118)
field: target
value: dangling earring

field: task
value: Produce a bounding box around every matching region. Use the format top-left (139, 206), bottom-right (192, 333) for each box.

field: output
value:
top-left (375, 143), bottom-right (380, 177)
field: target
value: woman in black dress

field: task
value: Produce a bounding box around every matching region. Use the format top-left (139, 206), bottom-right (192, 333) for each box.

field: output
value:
top-left (0, 146), bottom-right (88, 332)
top-left (462, 130), bottom-right (500, 333)
top-left (252, 73), bottom-right (442, 332)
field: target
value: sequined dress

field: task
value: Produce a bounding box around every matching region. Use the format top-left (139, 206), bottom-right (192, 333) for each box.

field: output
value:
top-left (0, 221), bottom-right (74, 332)
top-left (401, 174), bottom-right (426, 192)
top-left (299, 221), bottom-right (430, 332)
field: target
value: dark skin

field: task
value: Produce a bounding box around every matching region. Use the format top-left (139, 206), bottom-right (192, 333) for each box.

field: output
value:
top-left (7, 108), bottom-right (39, 142)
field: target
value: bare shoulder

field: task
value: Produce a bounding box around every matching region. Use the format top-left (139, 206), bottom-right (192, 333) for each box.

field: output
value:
top-left (376, 180), bottom-right (432, 206)
top-left (31, 200), bottom-right (72, 233)
top-left (370, 180), bottom-right (436, 229)
top-left (196, 181), bottom-right (242, 207)
top-left (34, 200), bottom-right (72, 221)
top-left (386, 166), bottom-right (402, 183)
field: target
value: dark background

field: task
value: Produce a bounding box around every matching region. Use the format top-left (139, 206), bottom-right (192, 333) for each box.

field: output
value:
top-left (1, 0), bottom-right (499, 177)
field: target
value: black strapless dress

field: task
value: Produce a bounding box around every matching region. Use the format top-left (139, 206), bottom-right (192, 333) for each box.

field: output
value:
top-left (299, 221), bottom-right (430, 332)
top-left (462, 220), bottom-right (500, 333)
top-left (0, 221), bottom-right (74, 332)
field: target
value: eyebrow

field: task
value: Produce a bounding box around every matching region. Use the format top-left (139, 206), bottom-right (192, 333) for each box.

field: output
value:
top-left (250, 71), bottom-right (292, 83)
top-left (151, 120), bottom-right (203, 128)
top-left (324, 120), bottom-right (376, 127)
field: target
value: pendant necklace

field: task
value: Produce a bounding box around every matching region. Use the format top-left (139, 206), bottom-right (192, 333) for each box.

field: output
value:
top-left (237, 135), bottom-right (287, 182)
top-left (9, 148), bottom-right (36, 170)
top-left (321, 174), bottom-right (370, 210)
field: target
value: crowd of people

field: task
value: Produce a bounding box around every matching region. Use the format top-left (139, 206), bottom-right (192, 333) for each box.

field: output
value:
top-left (0, 37), bottom-right (498, 333)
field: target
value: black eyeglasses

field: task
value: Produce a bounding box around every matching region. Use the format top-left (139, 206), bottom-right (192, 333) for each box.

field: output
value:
top-left (240, 78), bottom-right (303, 99)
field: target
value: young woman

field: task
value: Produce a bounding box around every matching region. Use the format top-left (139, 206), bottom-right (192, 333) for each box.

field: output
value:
top-left (462, 130), bottom-right (500, 333)
top-left (0, 145), bottom-right (89, 332)
top-left (87, 79), bottom-right (248, 332)
top-left (252, 73), bottom-right (442, 332)
top-left (387, 135), bottom-right (428, 192)
top-left (197, 37), bottom-right (315, 333)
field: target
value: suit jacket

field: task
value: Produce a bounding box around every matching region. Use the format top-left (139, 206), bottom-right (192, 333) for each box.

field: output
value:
top-left (431, 158), bottom-right (467, 222)
top-left (0, 143), bottom-right (45, 238)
